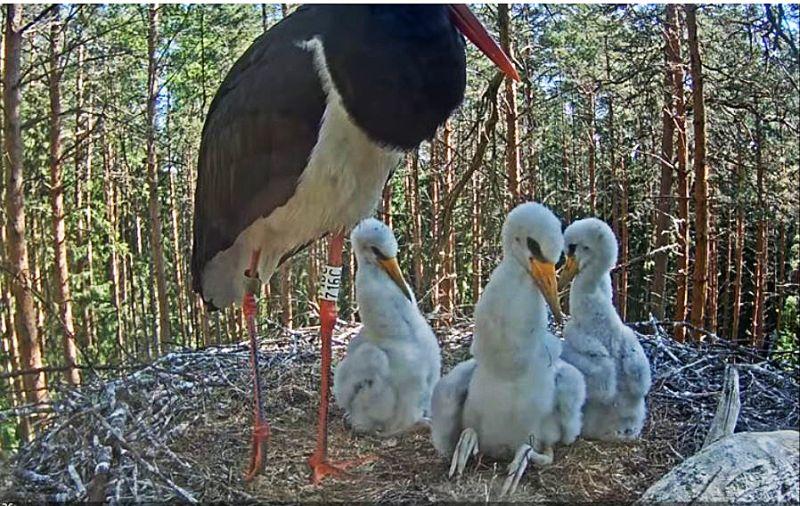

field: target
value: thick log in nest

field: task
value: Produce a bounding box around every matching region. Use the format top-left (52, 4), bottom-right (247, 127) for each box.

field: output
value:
top-left (2, 319), bottom-right (798, 502)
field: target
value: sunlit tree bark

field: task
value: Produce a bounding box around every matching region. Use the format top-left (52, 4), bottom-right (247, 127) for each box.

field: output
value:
top-left (48, 7), bottom-right (80, 385)
top-left (4, 3), bottom-right (49, 420)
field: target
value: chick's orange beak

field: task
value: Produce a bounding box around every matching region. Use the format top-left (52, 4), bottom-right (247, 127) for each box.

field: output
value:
top-left (558, 255), bottom-right (580, 291)
top-left (530, 259), bottom-right (562, 323)
top-left (379, 257), bottom-right (413, 302)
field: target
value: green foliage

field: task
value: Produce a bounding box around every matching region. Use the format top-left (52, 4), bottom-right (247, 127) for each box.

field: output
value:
top-left (0, 6), bottom-right (796, 424)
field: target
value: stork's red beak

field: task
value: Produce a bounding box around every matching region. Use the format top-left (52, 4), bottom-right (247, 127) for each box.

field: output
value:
top-left (448, 4), bottom-right (520, 81)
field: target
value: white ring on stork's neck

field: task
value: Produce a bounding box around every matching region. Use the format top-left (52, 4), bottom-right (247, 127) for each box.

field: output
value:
top-left (319, 265), bottom-right (343, 301)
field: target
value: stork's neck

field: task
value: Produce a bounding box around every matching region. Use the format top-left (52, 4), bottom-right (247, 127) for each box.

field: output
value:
top-left (569, 270), bottom-right (616, 322)
top-left (355, 262), bottom-right (416, 338)
top-left (498, 258), bottom-right (549, 331)
top-left (471, 257), bottom-right (554, 376)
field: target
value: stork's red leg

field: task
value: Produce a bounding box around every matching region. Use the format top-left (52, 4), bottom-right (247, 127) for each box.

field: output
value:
top-left (307, 233), bottom-right (374, 484)
top-left (243, 249), bottom-right (271, 482)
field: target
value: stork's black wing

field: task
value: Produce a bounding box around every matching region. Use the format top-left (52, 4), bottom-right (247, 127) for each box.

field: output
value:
top-left (191, 6), bottom-right (326, 294)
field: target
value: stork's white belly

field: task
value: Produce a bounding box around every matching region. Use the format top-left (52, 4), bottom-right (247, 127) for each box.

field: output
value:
top-left (202, 37), bottom-right (402, 309)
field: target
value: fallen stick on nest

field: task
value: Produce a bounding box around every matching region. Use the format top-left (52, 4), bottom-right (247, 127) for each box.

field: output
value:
top-left (4, 321), bottom-right (796, 502)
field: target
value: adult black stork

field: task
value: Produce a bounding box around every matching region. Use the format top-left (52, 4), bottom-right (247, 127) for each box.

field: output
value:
top-left (191, 4), bottom-right (518, 483)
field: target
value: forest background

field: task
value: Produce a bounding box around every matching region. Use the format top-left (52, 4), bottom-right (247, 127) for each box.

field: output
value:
top-left (0, 3), bottom-right (797, 449)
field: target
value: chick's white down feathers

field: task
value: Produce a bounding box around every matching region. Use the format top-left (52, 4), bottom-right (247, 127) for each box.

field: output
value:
top-left (560, 218), bottom-right (652, 440)
top-left (333, 218), bottom-right (441, 436)
top-left (432, 203), bottom-right (586, 468)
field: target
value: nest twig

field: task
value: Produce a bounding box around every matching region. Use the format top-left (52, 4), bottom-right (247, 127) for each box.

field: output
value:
top-left (3, 318), bottom-right (797, 502)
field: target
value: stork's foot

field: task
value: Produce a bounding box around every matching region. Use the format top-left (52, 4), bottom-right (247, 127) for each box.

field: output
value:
top-left (243, 420), bottom-right (271, 482)
top-left (448, 427), bottom-right (479, 479)
top-left (499, 443), bottom-right (553, 497)
top-left (307, 451), bottom-right (375, 485)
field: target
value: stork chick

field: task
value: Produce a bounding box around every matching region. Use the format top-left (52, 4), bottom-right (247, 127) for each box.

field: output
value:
top-left (559, 218), bottom-right (651, 441)
top-left (431, 202), bottom-right (585, 497)
top-left (334, 219), bottom-right (441, 436)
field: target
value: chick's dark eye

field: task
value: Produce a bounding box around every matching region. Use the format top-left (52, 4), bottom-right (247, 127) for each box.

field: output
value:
top-left (527, 237), bottom-right (543, 260)
top-left (371, 246), bottom-right (388, 260)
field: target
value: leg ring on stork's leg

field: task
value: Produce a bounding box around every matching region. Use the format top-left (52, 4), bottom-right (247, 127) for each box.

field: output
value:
top-left (307, 232), bottom-right (375, 484)
top-left (243, 249), bottom-right (271, 482)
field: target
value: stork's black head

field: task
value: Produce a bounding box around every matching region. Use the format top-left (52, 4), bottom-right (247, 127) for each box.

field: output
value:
top-left (318, 5), bottom-right (517, 150)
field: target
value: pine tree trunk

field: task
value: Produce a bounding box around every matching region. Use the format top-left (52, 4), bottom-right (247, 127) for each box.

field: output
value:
top-left (128, 254), bottom-right (141, 358)
top-left (707, 205), bottom-right (718, 333)
top-left (498, 4), bottom-right (520, 207)
top-left (48, 9), bottom-right (80, 386)
top-left (4, 3), bottom-right (50, 416)
top-left (603, 38), bottom-right (628, 318)
top-left (440, 121), bottom-right (455, 324)
top-left (73, 43), bottom-right (96, 350)
top-left (198, 297), bottom-right (210, 348)
top-left (103, 138), bottom-right (124, 358)
top-left (429, 136), bottom-right (440, 311)
top-left (185, 149), bottom-right (205, 346)
top-left (279, 262), bottom-right (293, 328)
top-left (587, 88), bottom-right (597, 214)
top-left (168, 169), bottom-right (186, 342)
top-left (651, 3), bottom-right (679, 318)
top-left (30, 217), bottom-right (45, 340)
top-left (561, 108), bottom-right (571, 223)
top-left (686, 5), bottom-right (710, 341)
top-left (752, 219), bottom-right (768, 348)
top-left (718, 208), bottom-right (733, 338)
top-left (146, 4), bottom-right (170, 353)
top-left (618, 156), bottom-right (630, 320)
top-left (523, 71), bottom-right (537, 199)
top-left (751, 113), bottom-right (767, 349)
top-left (134, 213), bottom-right (147, 358)
top-left (571, 94), bottom-right (580, 215)
top-left (672, 7), bottom-right (690, 342)
top-left (0, 25), bottom-right (30, 437)
top-left (430, 73), bottom-right (502, 313)
top-left (381, 178), bottom-right (393, 228)
top-left (730, 153), bottom-right (745, 342)
top-left (120, 232), bottom-right (131, 352)
top-left (406, 150), bottom-right (424, 295)
top-left (0, 282), bottom-right (29, 440)
top-left (774, 223), bottom-right (786, 335)
top-left (224, 307), bottom-right (235, 343)
top-left (471, 166), bottom-right (482, 304)
top-left (84, 94), bottom-right (96, 347)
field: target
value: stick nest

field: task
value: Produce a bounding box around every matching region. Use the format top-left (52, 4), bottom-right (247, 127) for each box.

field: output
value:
top-left (2, 319), bottom-right (798, 502)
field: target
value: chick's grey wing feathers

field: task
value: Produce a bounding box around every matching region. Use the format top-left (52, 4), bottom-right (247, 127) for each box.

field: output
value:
top-left (562, 332), bottom-right (617, 403)
top-left (333, 337), bottom-right (391, 413)
top-left (618, 327), bottom-right (652, 399)
top-left (553, 360), bottom-right (586, 445)
top-left (431, 359), bottom-right (477, 457)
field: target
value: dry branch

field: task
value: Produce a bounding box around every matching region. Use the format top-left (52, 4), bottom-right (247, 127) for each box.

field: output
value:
top-left (702, 364), bottom-right (740, 449)
top-left (5, 320), bottom-right (797, 502)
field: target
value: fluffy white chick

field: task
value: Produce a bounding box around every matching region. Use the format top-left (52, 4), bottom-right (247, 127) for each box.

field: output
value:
top-left (431, 202), bottom-right (586, 496)
top-left (559, 218), bottom-right (651, 441)
top-left (333, 218), bottom-right (441, 437)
